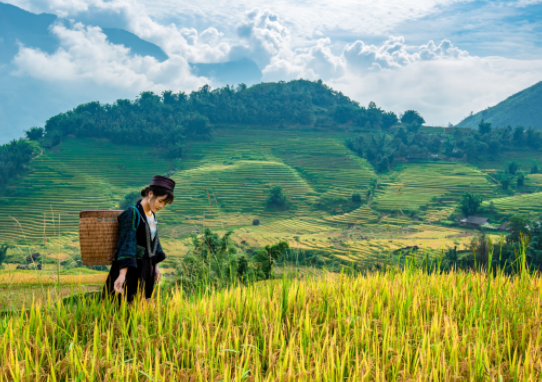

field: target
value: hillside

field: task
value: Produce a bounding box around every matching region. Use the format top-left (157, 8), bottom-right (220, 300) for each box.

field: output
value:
top-left (3, 79), bottom-right (542, 267)
top-left (456, 81), bottom-right (542, 129)
top-left (4, 126), bottom-right (538, 265)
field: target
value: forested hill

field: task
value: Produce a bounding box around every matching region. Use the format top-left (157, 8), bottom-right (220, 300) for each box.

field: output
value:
top-left (456, 81), bottom-right (542, 129)
top-left (42, 80), bottom-right (400, 157)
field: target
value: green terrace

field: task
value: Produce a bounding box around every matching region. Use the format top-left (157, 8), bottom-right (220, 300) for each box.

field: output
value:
top-left (0, 138), bottom-right (173, 241)
top-left (372, 162), bottom-right (496, 214)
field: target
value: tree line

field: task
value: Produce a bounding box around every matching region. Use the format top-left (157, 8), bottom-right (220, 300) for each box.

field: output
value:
top-left (346, 118), bottom-right (542, 173)
top-left (0, 139), bottom-right (39, 187)
top-left (38, 80), bottom-right (402, 158)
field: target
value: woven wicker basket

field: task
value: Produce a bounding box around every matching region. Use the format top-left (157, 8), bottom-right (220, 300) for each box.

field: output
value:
top-left (79, 210), bottom-right (124, 266)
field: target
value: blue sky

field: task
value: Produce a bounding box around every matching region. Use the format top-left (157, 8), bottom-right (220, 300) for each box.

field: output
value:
top-left (3, 0), bottom-right (542, 135)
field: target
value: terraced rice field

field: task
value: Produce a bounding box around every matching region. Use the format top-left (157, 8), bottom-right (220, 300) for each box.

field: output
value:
top-left (2, 129), bottom-right (515, 268)
top-left (484, 192), bottom-right (542, 215)
top-left (372, 162), bottom-right (495, 213)
top-left (163, 160), bottom-right (317, 223)
top-left (0, 138), bottom-right (173, 241)
top-left (321, 206), bottom-right (380, 226)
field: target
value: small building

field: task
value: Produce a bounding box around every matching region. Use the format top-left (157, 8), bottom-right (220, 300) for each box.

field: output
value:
top-left (462, 216), bottom-right (489, 227)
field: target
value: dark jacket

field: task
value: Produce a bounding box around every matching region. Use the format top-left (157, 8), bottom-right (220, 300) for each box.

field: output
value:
top-left (115, 199), bottom-right (166, 269)
top-left (102, 200), bottom-right (166, 302)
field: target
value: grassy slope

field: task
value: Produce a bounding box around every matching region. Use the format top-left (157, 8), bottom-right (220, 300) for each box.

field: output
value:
top-left (3, 126), bottom-right (542, 266)
top-left (456, 80), bottom-right (542, 129)
top-left (373, 161), bottom-right (495, 213)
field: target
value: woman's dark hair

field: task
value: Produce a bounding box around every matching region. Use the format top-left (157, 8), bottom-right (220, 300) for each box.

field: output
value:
top-left (140, 185), bottom-right (174, 204)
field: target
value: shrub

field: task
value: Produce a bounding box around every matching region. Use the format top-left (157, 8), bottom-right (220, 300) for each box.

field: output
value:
top-left (459, 192), bottom-right (483, 217)
top-left (351, 192), bottom-right (362, 203)
top-left (266, 185), bottom-right (287, 209)
top-left (173, 228), bottom-right (249, 293)
top-left (517, 173), bottom-right (525, 187)
top-left (401, 110), bottom-right (425, 125)
top-left (506, 161), bottom-right (520, 175)
top-left (119, 191), bottom-right (141, 210)
top-left (252, 241), bottom-right (289, 279)
top-left (25, 127), bottom-right (44, 140)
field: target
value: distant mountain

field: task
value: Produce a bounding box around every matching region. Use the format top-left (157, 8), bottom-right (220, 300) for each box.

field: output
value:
top-left (456, 81), bottom-right (542, 129)
top-left (0, 2), bottom-right (169, 63)
top-left (0, 2), bottom-right (262, 143)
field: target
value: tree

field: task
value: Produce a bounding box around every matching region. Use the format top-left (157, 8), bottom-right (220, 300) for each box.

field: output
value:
top-left (401, 110), bottom-right (425, 125)
top-left (0, 139), bottom-right (40, 186)
top-left (531, 162), bottom-right (539, 174)
top-left (162, 90), bottom-right (176, 105)
top-left (334, 105), bottom-right (356, 124)
top-left (119, 191), bottom-right (141, 210)
top-left (406, 123), bottom-right (421, 134)
top-left (506, 161), bottom-right (520, 175)
top-left (253, 241), bottom-right (289, 279)
top-left (488, 201), bottom-right (496, 213)
top-left (487, 139), bottom-right (501, 157)
top-left (459, 192), bottom-right (483, 217)
top-left (25, 127), bottom-right (44, 140)
top-left (517, 173), bottom-right (525, 187)
top-left (428, 135), bottom-right (442, 153)
top-left (266, 185), bottom-right (287, 209)
top-left (394, 127), bottom-right (408, 145)
top-left (351, 192), bottom-right (362, 203)
top-left (186, 114), bottom-right (211, 139)
top-left (478, 119), bottom-right (492, 135)
top-left (513, 126), bottom-right (525, 143)
top-left (381, 111), bottom-right (398, 129)
top-left (407, 144), bottom-right (422, 158)
top-left (495, 172), bottom-right (512, 190)
top-left (507, 215), bottom-right (531, 244)
top-left (345, 136), bottom-right (364, 157)
top-left (175, 228), bottom-right (248, 292)
top-left (526, 127), bottom-right (542, 149)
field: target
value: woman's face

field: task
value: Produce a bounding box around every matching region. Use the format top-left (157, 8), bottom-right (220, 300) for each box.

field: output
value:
top-left (147, 192), bottom-right (169, 213)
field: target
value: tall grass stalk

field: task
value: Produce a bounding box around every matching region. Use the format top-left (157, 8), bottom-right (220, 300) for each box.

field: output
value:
top-left (2, 259), bottom-right (542, 380)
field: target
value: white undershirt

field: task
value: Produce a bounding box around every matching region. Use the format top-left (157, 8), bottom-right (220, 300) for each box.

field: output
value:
top-left (145, 211), bottom-right (157, 240)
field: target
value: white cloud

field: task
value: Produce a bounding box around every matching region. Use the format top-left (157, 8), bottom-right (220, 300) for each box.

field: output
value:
top-left (231, 8), bottom-right (290, 68)
top-left (7, 0), bottom-right (474, 39)
top-left (12, 22), bottom-right (206, 93)
top-left (329, 56), bottom-right (542, 126)
top-left (4, 0), bottom-right (542, 131)
top-left (513, 0), bottom-right (542, 6)
top-left (343, 36), bottom-right (469, 73)
top-left (262, 38), bottom-right (346, 81)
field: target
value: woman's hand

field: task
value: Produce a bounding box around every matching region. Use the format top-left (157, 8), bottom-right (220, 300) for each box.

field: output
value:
top-left (154, 264), bottom-right (161, 284)
top-left (114, 268), bottom-right (128, 294)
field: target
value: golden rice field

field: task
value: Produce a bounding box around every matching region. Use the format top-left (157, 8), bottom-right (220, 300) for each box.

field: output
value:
top-left (0, 271), bottom-right (107, 285)
top-left (2, 269), bottom-right (542, 381)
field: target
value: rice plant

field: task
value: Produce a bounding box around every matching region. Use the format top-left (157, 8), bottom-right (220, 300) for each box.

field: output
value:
top-left (2, 247), bottom-right (542, 381)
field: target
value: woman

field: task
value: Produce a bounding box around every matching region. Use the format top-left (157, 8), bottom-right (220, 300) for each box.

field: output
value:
top-left (102, 175), bottom-right (175, 303)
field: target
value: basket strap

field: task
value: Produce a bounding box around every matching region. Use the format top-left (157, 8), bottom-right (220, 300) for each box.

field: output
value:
top-left (130, 206), bottom-right (141, 231)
